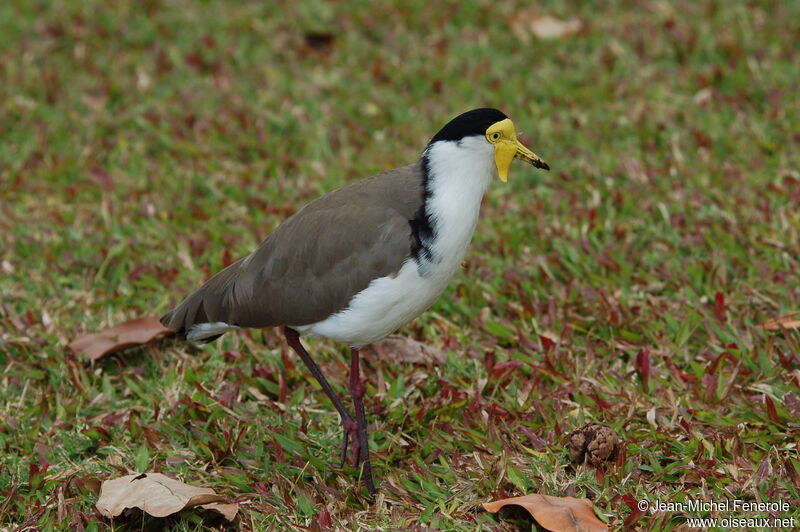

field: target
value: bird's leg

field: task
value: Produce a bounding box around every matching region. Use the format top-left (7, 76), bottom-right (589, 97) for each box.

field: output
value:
top-left (282, 327), bottom-right (357, 467)
top-left (349, 347), bottom-right (376, 494)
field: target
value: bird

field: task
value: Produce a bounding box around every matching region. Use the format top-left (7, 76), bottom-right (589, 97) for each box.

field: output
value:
top-left (160, 108), bottom-right (549, 494)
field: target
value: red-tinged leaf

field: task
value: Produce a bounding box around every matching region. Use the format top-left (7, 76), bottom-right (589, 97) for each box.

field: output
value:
top-left (663, 357), bottom-right (698, 383)
top-left (765, 396), bottom-right (781, 424)
top-left (90, 167), bottom-right (114, 191)
top-left (69, 317), bottom-right (174, 362)
top-left (272, 435), bottom-right (286, 463)
top-left (516, 327), bottom-right (539, 351)
top-left (280, 346), bottom-right (296, 372)
top-left (707, 351), bottom-right (733, 374)
top-left (590, 390), bottom-right (612, 410)
top-left (483, 493), bottom-right (607, 532)
top-left (34, 442), bottom-right (52, 459)
top-left (752, 457), bottom-right (772, 486)
top-left (23, 310), bottom-right (37, 327)
top-left (689, 465), bottom-right (719, 479)
top-left (28, 462), bottom-right (49, 490)
top-left (783, 456), bottom-right (800, 487)
top-left (102, 411), bottom-right (128, 426)
top-left (490, 360), bottom-right (524, 379)
top-left (519, 426), bottom-right (548, 451)
top-left (621, 493), bottom-right (645, 526)
top-left (156, 265), bottom-right (179, 285)
top-left (484, 350), bottom-right (496, 373)
top-left (692, 129), bottom-right (712, 149)
top-left (83, 426), bottom-right (111, 441)
top-left (201, 35), bottom-right (216, 50)
top-left (784, 393), bottom-right (800, 417)
top-left (488, 403), bottom-right (509, 417)
top-left (127, 264), bottom-right (149, 281)
top-left (252, 364), bottom-right (274, 381)
top-left (517, 292), bottom-right (537, 316)
top-left (529, 362), bottom-right (570, 380)
top-left (775, 347), bottom-right (799, 373)
top-left (221, 248), bottom-right (233, 267)
top-left (635, 348), bottom-right (651, 391)
top-left (758, 312), bottom-right (800, 331)
top-left (469, 392), bottom-right (482, 413)
top-left (277, 368), bottom-right (288, 404)
top-left (714, 291), bottom-right (726, 322)
top-left (223, 350), bottom-right (242, 362)
top-left (702, 372), bottom-right (718, 402)
top-left (317, 506), bottom-right (333, 532)
top-left (540, 333), bottom-right (556, 351)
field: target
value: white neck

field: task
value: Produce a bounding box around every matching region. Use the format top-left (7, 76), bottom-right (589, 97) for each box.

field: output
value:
top-left (420, 136), bottom-right (496, 269)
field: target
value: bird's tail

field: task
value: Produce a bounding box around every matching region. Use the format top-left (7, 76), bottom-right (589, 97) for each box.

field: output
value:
top-left (160, 259), bottom-right (244, 343)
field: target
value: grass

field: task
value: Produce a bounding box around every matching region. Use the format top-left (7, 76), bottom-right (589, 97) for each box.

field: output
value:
top-left (1, 0), bottom-right (799, 529)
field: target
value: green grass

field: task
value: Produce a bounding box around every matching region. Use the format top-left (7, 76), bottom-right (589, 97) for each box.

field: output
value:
top-left (2, 0), bottom-right (799, 529)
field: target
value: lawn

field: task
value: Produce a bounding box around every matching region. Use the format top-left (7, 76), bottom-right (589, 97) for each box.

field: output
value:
top-left (1, 0), bottom-right (799, 530)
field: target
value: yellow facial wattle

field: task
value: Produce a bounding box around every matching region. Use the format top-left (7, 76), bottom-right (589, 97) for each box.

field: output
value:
top-left (485, 118), bottom-right (549, 182)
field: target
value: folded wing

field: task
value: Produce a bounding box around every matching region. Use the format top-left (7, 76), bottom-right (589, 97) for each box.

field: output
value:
top-left (161, 162), bottom-right (425, 339)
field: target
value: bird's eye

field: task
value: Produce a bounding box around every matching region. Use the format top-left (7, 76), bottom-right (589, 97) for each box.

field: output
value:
top-left (489, 132), bottom-right (501, 141)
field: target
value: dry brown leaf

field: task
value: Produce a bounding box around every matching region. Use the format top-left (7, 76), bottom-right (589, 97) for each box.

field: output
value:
top-left (73, 476), bottom-right (102, 495)
top-left (362, 335), bottom-right (447, 365)
top-left (95, 473), bottom-right (236, 521)
top-left (69, 316), bottom-right (174, 361)
top-left (510, 12), bottom-right (583, 43)
top-left (757, 312), bottom-right (800, 331)
top-left (483, 494), bottom-right (607, 532)
top-left (199, 502), bottom-right (239, 521)
top-left (529, 16), bottom-right (583, 39)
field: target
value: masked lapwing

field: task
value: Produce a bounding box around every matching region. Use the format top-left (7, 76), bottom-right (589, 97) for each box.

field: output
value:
top-left (161, 108), bottom-right (549, 494)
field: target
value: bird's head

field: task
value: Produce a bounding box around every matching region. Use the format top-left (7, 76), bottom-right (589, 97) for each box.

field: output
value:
top-left (428, 108), bottom-right (549, 182)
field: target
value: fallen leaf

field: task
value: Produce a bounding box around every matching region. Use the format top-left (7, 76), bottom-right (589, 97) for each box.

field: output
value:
top-left (510, 12), bottom-right (583, 43)
top-left (362, 336), bottom-right (447, 365)
top-left (757, 312), bottom-right (800, 331)
top-left (530, 16), bottom-right (583, 39)
top-left (69, 316), bottom-right (174, 361)
top-left (96, 473), bottom-right (237, 521)
top-left (483, 494), bottom-right (607, 532)
top-left (199, 502), bottom-right (239, 521)
top-left (72, 475), bottom-right (102, 495)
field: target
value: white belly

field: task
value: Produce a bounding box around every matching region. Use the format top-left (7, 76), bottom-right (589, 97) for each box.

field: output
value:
top-left (297, 255), bottom-right (463, 347)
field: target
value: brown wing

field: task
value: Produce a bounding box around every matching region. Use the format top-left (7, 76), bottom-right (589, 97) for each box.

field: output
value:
top-left (161, 161), bottom-right (425, 336)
